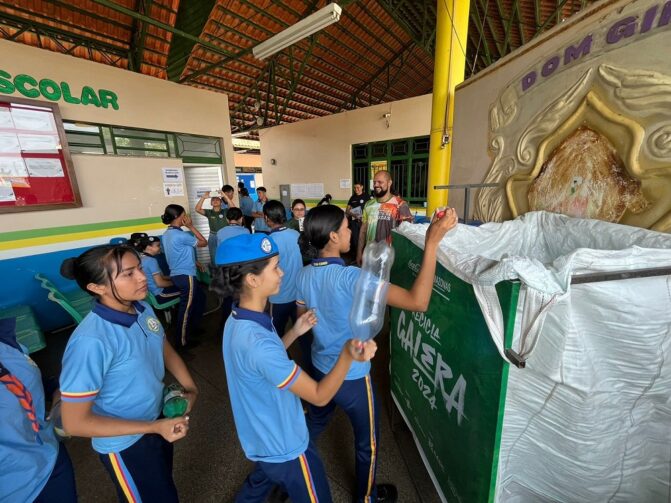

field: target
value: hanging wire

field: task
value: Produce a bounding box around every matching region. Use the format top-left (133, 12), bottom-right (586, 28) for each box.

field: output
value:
top-left (470, 0), bottom-right (492, 78)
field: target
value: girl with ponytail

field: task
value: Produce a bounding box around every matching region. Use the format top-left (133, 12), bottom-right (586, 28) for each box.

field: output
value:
top-left (295, 204), bottom-right (458, 503)
top-left (58, 245), bottom-right (198, 502)
top-left (160, 204), bottom-right (207, 348)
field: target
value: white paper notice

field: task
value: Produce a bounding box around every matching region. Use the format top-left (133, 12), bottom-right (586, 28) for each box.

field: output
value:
top-left (11, 108), bottom-right (56, 132)
top-left (0, 157), bottom-right (28, 177)
top-left (340, 178), bottom-right (351, 189)
top-left (290, 183), bottom-right (324, 199)
top-left (25, 158), bottom-right (64, 177)
top-left (18, 134), bottom-right (60, 152)
top-left (0, 133), bottom-right (20, 153)
top-left (162, 167), bottom-right (183, 183)
top-left (0, 181), bottom-right (16, 202)
top-left (163, 182), bottom-right (184, 197)
top-left (0, 108), bottom-right (15, 129)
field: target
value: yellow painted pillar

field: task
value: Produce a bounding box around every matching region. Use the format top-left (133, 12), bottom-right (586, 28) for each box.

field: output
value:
top-left (427, 0), bottom-right (470, 214)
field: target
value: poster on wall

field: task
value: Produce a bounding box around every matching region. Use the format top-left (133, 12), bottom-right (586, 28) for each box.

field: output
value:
top-left (163, 182), bottom-right (184, 197)
top-left (290, 183), bottom-right (324, 199)
top-left (162, 167), bottom-right (184, 183)
top-left (0, 96), bottom-right (81, 213)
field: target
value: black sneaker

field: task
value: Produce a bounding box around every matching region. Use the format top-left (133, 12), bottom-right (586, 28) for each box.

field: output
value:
top-left (375, 484), bottom-right (398, 503)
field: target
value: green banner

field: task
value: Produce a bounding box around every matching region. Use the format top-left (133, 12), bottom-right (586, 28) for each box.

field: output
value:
top-left (389, 234), bottom-right (519, 502)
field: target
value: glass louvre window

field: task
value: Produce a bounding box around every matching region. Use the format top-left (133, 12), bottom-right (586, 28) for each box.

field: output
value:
top-left (111, 127), bottom-right (171, 157)
top-left (391, 140), bottom-right (408, 156)
top-left (63, 122), bottom-right (106, 155)
top-left (62, 121), bottom-right (221, 162)
top-left (352, 144), bottom-right (368, 160)
top-left (371, 142), bottom-right (387, 158)
top-left (176, 134), bottom-right (222, 163)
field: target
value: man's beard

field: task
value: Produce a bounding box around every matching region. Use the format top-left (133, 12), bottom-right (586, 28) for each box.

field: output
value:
top-left (374, 187), bottom-right (388, 198)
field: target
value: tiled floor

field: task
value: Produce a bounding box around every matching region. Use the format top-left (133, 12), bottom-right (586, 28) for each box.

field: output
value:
top-left (34, 301), bottom-right (442, 503)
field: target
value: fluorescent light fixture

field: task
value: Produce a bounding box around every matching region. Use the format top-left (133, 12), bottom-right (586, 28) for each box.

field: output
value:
top-left (253, 3), bottom-right (342, 60)
top-left (232, 138), bottom-right (261, 150)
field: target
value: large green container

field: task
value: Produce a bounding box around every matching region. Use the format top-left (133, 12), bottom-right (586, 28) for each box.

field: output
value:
top-left (389, 233), bottom-right (519, 503)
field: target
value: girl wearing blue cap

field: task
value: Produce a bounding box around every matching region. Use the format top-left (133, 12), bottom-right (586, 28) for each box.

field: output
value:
top-left (58, 244), bottom-right (198, 502)
top-left (161, 204), bottom-right (207, 348)
top-left (0, 317), bottom-right (77, 503)
top-left (212, 232), bottom-right (378, 503)
top-left (295, 204), bottom-right (458, 503)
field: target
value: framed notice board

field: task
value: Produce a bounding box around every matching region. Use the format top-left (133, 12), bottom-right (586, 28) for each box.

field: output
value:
top-left (0, 96), bottom-right (81, 213)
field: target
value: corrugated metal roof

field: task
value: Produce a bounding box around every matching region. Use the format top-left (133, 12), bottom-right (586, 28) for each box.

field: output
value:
top-left (0, 0), bottom-right (597, 138)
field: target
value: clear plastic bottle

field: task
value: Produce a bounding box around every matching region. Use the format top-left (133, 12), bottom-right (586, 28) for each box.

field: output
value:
top-left (349, 241), bottom-right (395, 341)
top-left (49, 400), bottom-right (70, 438)
top-left (251, 222), bottom-right (256, 234)
top-left (162, 383), bottom-right (188, 418)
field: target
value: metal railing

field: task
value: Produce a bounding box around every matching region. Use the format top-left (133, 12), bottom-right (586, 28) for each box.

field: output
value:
top-left (433, 183), bottom-right (499, 224)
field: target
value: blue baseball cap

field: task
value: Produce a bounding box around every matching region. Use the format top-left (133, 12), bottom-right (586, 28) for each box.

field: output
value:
top-left (215, 233), bottom-right (279, 266)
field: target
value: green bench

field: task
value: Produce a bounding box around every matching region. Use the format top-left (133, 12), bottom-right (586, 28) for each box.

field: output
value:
top-left (35, 273), bottom-right (94, 325)
top-left (0, 305), bottom-right (46, 353)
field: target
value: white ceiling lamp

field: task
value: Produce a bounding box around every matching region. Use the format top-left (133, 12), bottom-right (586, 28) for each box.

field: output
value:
top-left (253, 3), bottom-right (342, 60)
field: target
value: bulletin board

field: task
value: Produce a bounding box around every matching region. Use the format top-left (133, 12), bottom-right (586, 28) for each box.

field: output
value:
top-left (0, 96), bottom-right (81, 213)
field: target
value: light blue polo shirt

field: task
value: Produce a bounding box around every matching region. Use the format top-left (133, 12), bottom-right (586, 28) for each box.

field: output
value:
top-left (295, 257), bottom-right (370, 380)
top-left (0, 335), bottom-right (59, 503)
top-left (222, 305), bottom-right (308, 463)
top-left (253, 200), bottom-right (270, 232)
top-left (161, 226), bottom-right (197, 276)
top-left (240, 196), bottom-right (254, 217)
top-left (60, 301), bottom-right (165, 454)
top-left (141, 254), bottom-right (164, 296)
top-left (216, 224), bottom-right (249, 247)
top-left (269, 227), bottom-right (302, 304)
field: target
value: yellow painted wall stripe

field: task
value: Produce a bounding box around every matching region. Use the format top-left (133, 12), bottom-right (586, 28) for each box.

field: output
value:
top-left (0, 223), bottom-right (165, 251)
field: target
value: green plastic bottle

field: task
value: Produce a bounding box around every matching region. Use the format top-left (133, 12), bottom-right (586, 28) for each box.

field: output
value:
top-left (162, 383), bottom-right (188, 418)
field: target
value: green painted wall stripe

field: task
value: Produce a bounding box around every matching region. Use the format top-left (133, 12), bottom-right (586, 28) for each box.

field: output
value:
top-left (0, 217), bottom-right (162, 242)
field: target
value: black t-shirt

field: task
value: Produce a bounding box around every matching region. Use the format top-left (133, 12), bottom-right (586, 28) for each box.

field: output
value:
top-left (348, 193), bottom-right (372, 210)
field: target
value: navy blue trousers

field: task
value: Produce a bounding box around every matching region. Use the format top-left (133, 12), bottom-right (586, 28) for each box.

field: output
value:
top-left (99, 433), bottom-right (177, 503)
top-left (170, 274), bottom-right (205, 346)
top-left (34, 442), bottom-right (77, 503)
top-left (271, 301), bottom-right (314, 377)
top-left (307, 373), bottom-right (380, 503)
top-left (235, 441), bottom-right (331, 503)
top-left (155, 285), bottom-right (181, 304)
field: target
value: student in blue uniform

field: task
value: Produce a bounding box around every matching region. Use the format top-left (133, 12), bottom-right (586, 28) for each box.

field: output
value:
top-left (251, 186), bottom-right (270, 233)
top-left (263, 201), bottom-right (301, 334)
top-left (0, 317), bottom-right (77, 503)
top-left (59, 244), bottom-right (198, 502)
top-left (296, 204), bottom-right (458, 503)
top-left (160, 204), bottom-right (208, 348)
top-left (211, 233), bottom-right (378, 503)
top-left (239, 188), bottom-right (255, 231)
top-left (133, 235), bottom-right (181, 304)
top-left (216, 207), bottom-right (250, 247)
top-left (264, 200), bottom-right (313, 375)
top-left (215, 207), bottom-right (250, 327)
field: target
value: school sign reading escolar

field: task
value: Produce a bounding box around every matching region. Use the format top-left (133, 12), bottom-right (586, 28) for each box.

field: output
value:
top-left (0, 70), bottom-right (119, 110)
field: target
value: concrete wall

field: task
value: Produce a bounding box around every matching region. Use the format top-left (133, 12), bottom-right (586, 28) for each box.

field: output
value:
top-left (259, 94), bottom-right (433, 204)
top-left (0, 39), bottom-right (236, 329)
top-left (451, 0), bottom-right (671, 228)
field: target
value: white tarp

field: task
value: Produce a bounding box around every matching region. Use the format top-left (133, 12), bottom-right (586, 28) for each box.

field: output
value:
top-left (395, 211), bottom-right (671, 502)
